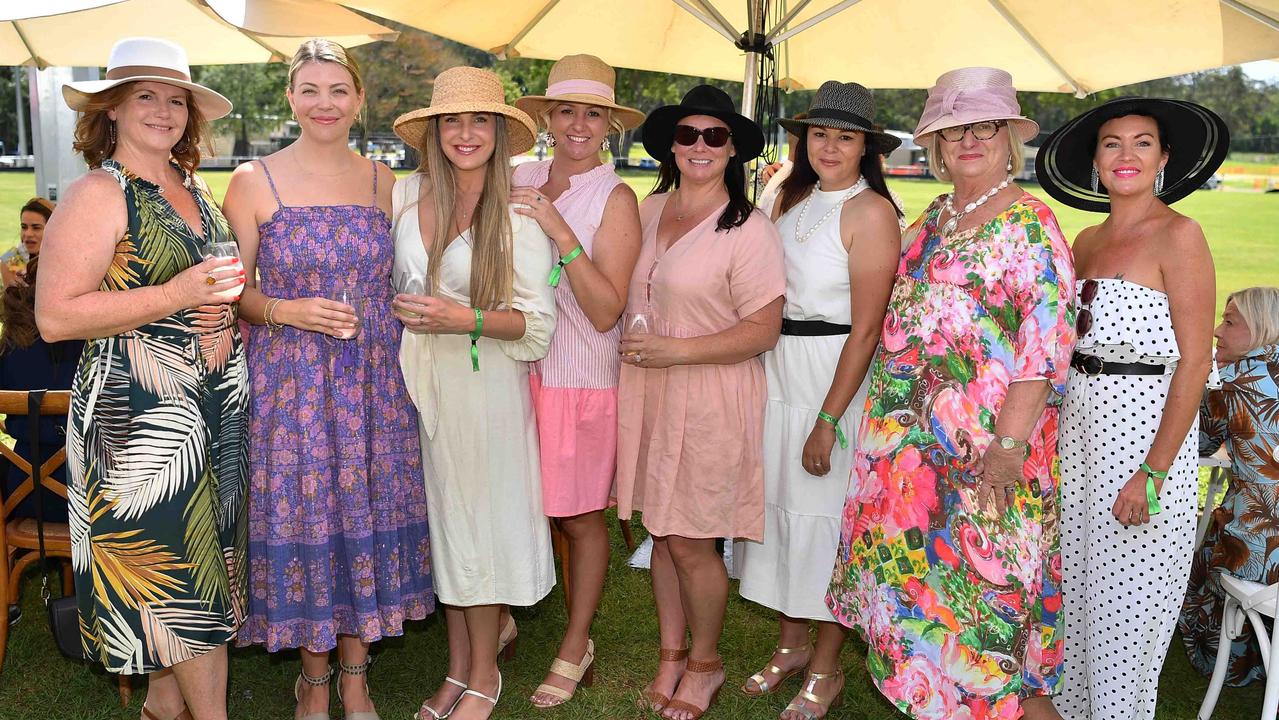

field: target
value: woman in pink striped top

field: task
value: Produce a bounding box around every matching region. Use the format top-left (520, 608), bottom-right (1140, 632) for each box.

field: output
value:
top-left (511, 54), bottom-right (644, 708)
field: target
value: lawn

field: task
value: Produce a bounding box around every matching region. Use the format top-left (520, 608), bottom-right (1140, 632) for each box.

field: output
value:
top-left (0, 168), bottom-right (1272, 719)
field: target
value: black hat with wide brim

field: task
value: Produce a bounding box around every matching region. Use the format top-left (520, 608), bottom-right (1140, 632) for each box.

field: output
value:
top-left (641, 84), bottom-right (765, 163)
top-left (1035, 97), bottom-right (1229, 213)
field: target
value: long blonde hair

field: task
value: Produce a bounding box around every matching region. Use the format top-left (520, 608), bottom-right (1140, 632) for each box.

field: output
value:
top-left (415, 115), bottom-right (515, 310)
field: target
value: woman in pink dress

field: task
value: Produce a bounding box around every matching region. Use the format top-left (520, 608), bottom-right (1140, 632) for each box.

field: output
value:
top-left (510, 54), bottom-right (644, 708)
top-left (617, 85), bottom-right (785, 720)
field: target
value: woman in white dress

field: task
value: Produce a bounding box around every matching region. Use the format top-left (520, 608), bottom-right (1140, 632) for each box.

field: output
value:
top-left (734, 82), bottom-right (903, 720)
top-left (389, 66), bottom-right (557, 720)
top-left (1035, 98), bottom-right (1229, 720)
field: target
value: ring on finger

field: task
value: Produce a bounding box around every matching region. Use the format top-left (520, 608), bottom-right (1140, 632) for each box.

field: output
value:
top-left (205, 274), bottom-right (216, 286)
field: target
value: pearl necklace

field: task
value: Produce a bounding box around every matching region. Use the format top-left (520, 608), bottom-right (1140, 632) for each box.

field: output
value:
top-left (794, 178), bottom-right (867, 243)
top-left (941, 174), bottom-right (1013, 236)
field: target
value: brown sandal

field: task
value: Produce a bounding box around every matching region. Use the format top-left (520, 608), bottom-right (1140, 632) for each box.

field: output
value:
top-left (662, 656), bottom-right (723, 720)
top-left (141, 706), bottom-right (193, 720)
top-left (637, 647), bottom-right (688, 712)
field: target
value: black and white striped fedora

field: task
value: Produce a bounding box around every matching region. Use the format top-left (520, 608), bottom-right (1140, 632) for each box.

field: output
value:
top-left (779, 81), bottom-right (901, 155)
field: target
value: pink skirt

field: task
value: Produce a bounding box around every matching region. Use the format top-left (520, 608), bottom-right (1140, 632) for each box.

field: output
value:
top-left (529, 373), bottom-right (618, 517)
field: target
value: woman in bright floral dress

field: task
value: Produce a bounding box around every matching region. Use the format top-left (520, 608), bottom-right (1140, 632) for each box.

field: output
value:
top-left (825, 68), bottom-right (1076, 720)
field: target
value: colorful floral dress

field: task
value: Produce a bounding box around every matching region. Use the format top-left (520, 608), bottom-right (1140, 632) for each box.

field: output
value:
top-left (826, 193), bottom-right (1076, 719)
top-left (1180, 344), bottom-right (1279, 687)
top-left (67, 160), bottom-right (248, 674)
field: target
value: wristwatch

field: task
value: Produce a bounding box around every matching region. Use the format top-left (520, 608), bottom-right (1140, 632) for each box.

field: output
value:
top-left (996, 435), bottom-right (1030, 456)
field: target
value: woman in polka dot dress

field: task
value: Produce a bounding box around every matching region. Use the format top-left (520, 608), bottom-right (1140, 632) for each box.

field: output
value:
top-left (1036, 98), bottom-right (1229, 720)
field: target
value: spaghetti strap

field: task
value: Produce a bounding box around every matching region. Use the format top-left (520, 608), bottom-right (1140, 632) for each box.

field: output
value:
top-left (258, 160), bottom-right (283, 210)
top-left (370, 158), bottom-right (378, 205)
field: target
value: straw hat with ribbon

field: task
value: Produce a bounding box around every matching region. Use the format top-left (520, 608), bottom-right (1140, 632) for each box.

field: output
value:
top-left (62, 37), bottom-right (232, 121)
top-left (913, 67), bottom-right (1038, 145)
top-left (1035, 96), bottom-right (1230, 213)
top-left (394, 66), bottom-right (537, 156)
top-left (514, 54), bottom-right (645, 130)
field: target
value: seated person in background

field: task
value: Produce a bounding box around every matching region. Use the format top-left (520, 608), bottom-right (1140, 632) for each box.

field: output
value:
top-left (1180, 285), bottom-right (1279, 687)
top-left (0, 257), bottom-right (81, 523)
top-left (1, 197), bottom-right (54, 289)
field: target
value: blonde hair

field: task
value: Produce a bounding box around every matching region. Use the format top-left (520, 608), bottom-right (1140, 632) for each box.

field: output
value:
top-left (1227, 286), bottom-right (1279, 351)
top-left (413, 115), bottom-right (515, 310)
top-left (289, 39), bottom-right (364, 95)
top-left (928, 124), bottom-right (1025, 182)
top-left (535, 102), bottom-right (625, 154)
top-left (72, 83), bottom-right (209, 174)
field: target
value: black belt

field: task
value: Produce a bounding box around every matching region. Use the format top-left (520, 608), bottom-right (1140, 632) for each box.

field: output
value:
top-left (781, 319), bottom-right (850, 336)
top-left (1071, 352), bottom-right (1166, 376)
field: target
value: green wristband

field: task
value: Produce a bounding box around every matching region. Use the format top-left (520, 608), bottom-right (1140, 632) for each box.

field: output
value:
top-left (817, 411), bottom-right (848, 450)
top-left (548, 245), bottom-right (583, 288)
top-left (469, 308), bottom-right (484, 372)
top-left (1141, 462), bottom-right (1165, 515)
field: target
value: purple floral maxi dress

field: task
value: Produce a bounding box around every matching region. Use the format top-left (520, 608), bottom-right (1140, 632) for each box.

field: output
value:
top-left (239, 159), bottom-right (434, 652)
top-left (826, 194), bottom-right (1076, 720)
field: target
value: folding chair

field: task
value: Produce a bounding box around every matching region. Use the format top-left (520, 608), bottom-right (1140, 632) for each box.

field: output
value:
top-left (1197, 572), bottom-right (1279, 720)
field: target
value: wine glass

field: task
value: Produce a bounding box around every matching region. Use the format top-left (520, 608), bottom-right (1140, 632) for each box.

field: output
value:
top-left (327, 287), bottom-right (363, 340)
top-left (203, 241), bottom-right (245, 302)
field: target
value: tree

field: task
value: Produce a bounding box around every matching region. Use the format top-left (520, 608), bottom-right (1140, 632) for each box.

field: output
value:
top-left (194, 63), bottom-right (290, 156)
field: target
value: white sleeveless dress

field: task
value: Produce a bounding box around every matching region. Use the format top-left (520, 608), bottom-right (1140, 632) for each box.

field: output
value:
top-left (734, 181), bottom-right (869, 621)
top-left (1056, 278), bottom-right (1198, 720)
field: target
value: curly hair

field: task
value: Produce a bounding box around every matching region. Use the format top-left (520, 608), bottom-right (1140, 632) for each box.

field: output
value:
top-left (0, 257), bottom-right (39, 354)
top-left (72, 82), bottom-right (210, 175)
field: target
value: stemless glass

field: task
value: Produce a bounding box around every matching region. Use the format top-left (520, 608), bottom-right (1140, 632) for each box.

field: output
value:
top-left (393, 271), bottom-right (431, 320)
top-left (203, 241), bottom-right (245, 302)
top-left (328, 287), bottom-right (363, 340)
top-left (622, 311), bottom-right (652, 359)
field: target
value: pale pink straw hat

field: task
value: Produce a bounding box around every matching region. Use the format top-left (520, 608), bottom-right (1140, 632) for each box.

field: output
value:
top-left (913, 67), bottom-right (1039, 145)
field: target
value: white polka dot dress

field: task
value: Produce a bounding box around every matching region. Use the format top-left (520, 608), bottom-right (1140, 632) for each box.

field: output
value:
top-left (1056, 279), bottom-right (1198, 720)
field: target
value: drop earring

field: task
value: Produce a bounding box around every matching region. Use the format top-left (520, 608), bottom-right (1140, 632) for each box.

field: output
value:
top-left (1154, 167), bottom-right (1165, 194)
top-left (109, 121), bottom-right (117, 147)
top-left (601, 138), bottom-right (610, 152)
top-left (1090, 165), bottom-right (1099, 193)
top-left (1006, 155), bottom-right (1013, 172)
top-left (539, 131), bottom-right (556, 148)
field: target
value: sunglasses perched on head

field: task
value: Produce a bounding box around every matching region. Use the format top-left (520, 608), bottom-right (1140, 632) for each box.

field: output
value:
top-left (938, 120), bottom-right (1007, 143)
top-left (673, 124), bottom-right (733, 148)
top-left (1076, 279), bottom-right (1099, 336)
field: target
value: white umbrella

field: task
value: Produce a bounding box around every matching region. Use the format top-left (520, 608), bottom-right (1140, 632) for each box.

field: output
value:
top-left (335, 0), bottom-right (1279, 108)
top-left (2, 0), bottom-right (398, 67)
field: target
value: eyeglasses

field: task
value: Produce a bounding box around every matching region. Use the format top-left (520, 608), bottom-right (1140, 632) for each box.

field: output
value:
top-left (1076, 279), bottom-right (1099, 336)
top-left (938, 120), bottom-right (1007, 143)
top-left (673, 124), bottom-right (732, 148)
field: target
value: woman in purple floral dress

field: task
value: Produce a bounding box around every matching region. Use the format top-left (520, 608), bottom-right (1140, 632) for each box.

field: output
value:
top-left (825, 68), bottom-right (1076, 720)
top-left (223, 41), bottom-right (433, 720)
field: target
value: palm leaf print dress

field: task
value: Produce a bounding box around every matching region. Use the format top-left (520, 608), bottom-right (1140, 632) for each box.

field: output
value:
top-left (66, 159), bottom-right (249, 674)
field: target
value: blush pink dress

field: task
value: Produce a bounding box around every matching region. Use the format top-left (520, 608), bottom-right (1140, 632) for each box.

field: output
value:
top-left (513, 160), bottom-right (625, 518)
top-left (615, 194), bottom-right (785, 541)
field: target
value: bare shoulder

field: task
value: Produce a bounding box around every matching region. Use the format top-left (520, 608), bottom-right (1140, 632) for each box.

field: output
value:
top-left (1160, 211), bottom-right (1207, 249)
top-left (847, 189), bottom-right (898, 223)
top-left (605, 181), bottom-right (639, 211)
top-left (1070, 223), bottom-right (1104, 264)
top-left (59, 169), bottom-right (126, 215)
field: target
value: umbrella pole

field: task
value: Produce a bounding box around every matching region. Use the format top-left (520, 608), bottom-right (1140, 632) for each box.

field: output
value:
top-left (30, 66), bottom-right (94, 201)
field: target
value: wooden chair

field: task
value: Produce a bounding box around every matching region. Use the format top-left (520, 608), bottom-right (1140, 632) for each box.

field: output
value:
top-left (0, 390), bottom-right (131, 705)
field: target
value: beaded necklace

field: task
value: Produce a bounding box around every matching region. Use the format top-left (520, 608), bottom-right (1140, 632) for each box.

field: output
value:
top-left (941, 173), bottom-right (1012, 235)
top-left (794, 177), bottom-right (867, 243)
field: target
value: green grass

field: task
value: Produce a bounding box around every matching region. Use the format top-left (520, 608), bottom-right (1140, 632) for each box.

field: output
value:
top-left (0, 168), bottom-right (1271, 718)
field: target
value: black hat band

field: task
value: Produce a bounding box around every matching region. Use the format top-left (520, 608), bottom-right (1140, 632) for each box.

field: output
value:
top-left (803, 108), bottom-right (875, 130)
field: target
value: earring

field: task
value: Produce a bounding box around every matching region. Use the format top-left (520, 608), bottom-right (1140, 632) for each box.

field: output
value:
top-left (1154, 167), bottom-right (1165, 194)
top-left (539, 131), bottom-right (556, 148)
top-left (1006, 155), bottom-right (1013, 172)
top-left (1090, 165), bottom-right (1099, 193)
top-left (600, 138), bottom-right (610, 152)
top-left (939, 158), bottom-right (946, 172)
top-left (108, 121), bottom-right (117, 147)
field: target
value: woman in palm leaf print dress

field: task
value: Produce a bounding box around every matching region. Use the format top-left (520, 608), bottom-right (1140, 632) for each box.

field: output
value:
top-left (35, 38), bottom-right (248, 720)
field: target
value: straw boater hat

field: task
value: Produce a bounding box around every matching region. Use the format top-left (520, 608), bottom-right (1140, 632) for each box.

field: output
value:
top-left (62, 37), bottom-right (232, 121)
top-left (394, 66), bottom-right (537, 155)
top-left (913, 67), bottom-right (1038, 145)
top-left (514, 54), bottom-right (645, 130)
top-left (642, 84), bottom-right (765, 163)
top-left (1035, 97), bottom-right (1230, 213)
top-left (779, 81), bottom-right (902, 155)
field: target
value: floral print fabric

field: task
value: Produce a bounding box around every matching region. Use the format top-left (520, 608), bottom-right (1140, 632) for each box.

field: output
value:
top-left (1180, 344), bottom-right (1279, 686)
top-left (826, 194), bottom-right (1076, 719)
top-left (67, 160), bottom-right (248, 674)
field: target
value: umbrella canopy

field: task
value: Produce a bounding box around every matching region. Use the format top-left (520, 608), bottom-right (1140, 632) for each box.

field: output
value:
top-left (1, 0), bottom-right (398, 67)
top-left (335, 0), bottom-right (1279, 96)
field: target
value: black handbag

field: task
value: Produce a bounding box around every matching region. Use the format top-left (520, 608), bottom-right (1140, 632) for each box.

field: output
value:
top-left (27, 389), bottom-right (88, 660)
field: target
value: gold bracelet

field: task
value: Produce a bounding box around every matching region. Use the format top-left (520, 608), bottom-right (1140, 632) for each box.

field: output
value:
top-left (265, 298), bottom-right (283, 334)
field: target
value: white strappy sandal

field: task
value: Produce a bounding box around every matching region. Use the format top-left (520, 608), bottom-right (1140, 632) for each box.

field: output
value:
top-left (416, 676), bottom-right (467, 720)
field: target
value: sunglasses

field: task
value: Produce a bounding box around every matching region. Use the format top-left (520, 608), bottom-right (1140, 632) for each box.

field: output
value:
top-left (673, 124), bottom-right (732, 148)
top-left (1076, 279), bottom-right (1099, 336)
top-left (938, 120), bottom-right (1007, 143)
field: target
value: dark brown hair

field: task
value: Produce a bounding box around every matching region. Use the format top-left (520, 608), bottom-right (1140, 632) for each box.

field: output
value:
top-left (21, 197), bottom-right (54, 222)
top-left (72, 82), bottom-right (210, 175)
top-left (777, 129), bottom-right (903, 219)
top-left (0, 257), bottom-right (39, 354)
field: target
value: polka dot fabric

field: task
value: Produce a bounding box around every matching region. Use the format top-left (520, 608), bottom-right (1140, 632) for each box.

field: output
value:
top-left (1055, 279), bottom-right (1198, 720)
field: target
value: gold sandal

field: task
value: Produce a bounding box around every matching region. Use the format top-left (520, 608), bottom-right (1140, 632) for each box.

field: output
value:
top-left (530, 639), bottom-right (595, 708)
top-left (661, 656), bottom-right (723, 720)
top-left (782, 669), bottom-right (845, 720)
top-left (741, 642), bottom-right (813, 697)
top-left (637, 646), bottom-right (688, 712)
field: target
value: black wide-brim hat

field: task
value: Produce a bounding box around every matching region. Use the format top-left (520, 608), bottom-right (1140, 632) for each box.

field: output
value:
top-left (778, 80), bottom-right (902, 155)
top-left (1035, 97), bottom-right (1229, 213)
top-left (642, 84), bottom-right (765, 163)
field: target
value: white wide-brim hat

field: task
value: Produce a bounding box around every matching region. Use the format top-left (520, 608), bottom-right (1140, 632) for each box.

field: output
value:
top-left (62, 37), bottom-right (232, 121)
